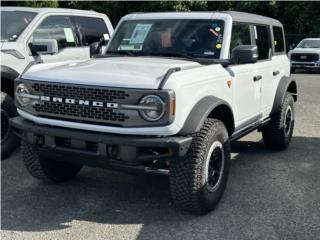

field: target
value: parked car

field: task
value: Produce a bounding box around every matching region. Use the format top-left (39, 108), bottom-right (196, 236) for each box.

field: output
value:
top-left (288, 38), bottom-right (320, 72)
top-left (1, 7), bottom-right (113, 159)
top-left (10, 11), bottom-right (297, 214)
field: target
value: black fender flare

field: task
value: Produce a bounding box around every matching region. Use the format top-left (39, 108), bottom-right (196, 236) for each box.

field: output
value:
top-left (1, 65), bottom-right (19, 80)
top-left (179, 96), bottom-right (235, 136)
top-left (1, 65), bottom-right (19, 97)
top-left (271, 76), bottom-right (297, 115)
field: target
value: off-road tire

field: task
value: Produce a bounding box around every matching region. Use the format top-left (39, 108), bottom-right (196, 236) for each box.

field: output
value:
top-left (21, 141), bottom-right (83, 183)
top-left (1, 92), bottom-right (19, 160)
top-left (170, 119), bottom-right (230, 214)
top-left (262, 93), bottom-right (295, 150)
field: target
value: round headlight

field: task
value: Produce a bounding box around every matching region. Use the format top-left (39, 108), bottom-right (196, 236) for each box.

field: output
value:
top-left (16, 83), bottom-right (31, 106)
top-left (139, 95), bottom-right (165, 121)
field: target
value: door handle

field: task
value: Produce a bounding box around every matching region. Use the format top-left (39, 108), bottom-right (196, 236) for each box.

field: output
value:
top-left (273, 70), bottom-right (280, 76)
top-left (253, 75), bottom-right (262, 82)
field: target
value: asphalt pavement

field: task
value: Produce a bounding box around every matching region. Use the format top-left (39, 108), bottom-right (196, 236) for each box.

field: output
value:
top-left (1, 71), bottom-right (320, 240)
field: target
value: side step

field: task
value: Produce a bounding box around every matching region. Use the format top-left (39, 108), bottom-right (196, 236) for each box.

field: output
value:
top-left (230, 118), bottom-right (270, 142)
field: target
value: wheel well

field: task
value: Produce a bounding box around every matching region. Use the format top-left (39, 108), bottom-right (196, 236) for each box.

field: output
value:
top-left (207, 105), bottom-right (235, 136)
top-left (1, 77), bottom-right (14, 97)
top-left (287, 81), bottom-right (297, 101)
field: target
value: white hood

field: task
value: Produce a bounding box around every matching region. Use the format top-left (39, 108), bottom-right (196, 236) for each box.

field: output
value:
top-left (290, 48), bottom-right (320, 54)
top-left (22, 57), bottom-right (201, 89)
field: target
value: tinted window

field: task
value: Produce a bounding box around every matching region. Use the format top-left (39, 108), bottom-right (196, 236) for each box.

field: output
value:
top-left (230, 23), bottom-right (252, 53)
top-left (107, 19), bottom-right (225, 59)
top-left (255, 25), bottom-right (271, 60)
top-left (273, 26), bottom-right (285, 52)
top-left (1, 11), bottom-right (37, 42)
top-left (72, 16), bottom-right (108, 46)
top-left (33, 16), bottom-right (77, 51)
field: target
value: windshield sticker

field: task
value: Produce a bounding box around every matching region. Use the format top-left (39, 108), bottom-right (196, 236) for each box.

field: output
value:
top-left (64, 28), bottom-right (75, 43)
top-left (203, 51), bottom-right (215, 56)
top-left (130, 24), bottom-right (152, 44)
top-left (210, 21), bottom-right (223, 50)
top-left (209, 28), bottom-right (219, 37)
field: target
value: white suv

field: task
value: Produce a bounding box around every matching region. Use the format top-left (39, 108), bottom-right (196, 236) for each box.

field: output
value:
top-left (1, 7), bottom-right (113, 159)
top-left (11, 11), bottom-right (297, 214)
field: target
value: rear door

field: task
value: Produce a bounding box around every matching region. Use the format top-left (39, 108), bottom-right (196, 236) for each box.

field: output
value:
top-left (252, 24), bottom-right (277, 117)
top-left (227, 22), bottom-right (262, 129)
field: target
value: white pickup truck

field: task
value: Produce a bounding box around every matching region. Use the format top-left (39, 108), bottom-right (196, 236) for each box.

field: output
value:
top-left (288, 38), bottom-right (320, 72)
top-left (1, 7), bottom-right (113, 159)
top-left (10, 11), bottom-right (297, 214)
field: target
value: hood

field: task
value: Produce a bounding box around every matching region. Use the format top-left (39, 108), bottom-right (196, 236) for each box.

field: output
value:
top-left (290, 48), bottom-right (320, 54)
top-left (23, 57), bottom-right (202, 89)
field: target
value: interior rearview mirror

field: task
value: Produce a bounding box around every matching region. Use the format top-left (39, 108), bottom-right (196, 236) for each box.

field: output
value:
top-left (30, 39), bottom-right (58, 55)
top-left (232, 45), bottom-right (258, 64)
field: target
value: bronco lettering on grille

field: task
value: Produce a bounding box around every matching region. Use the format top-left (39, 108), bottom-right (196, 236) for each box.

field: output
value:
top-left (40, 96), bottom-right (119, 108)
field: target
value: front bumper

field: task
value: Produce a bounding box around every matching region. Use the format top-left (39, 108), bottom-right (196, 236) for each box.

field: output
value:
top-left (291, 61), bottom-right (320, 69)
top-left (10, 117), bottom-right (192, 169)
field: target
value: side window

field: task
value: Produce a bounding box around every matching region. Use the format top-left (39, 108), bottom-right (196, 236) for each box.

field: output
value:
top-left (273, 26), bottom-right (285, 53)
top-left (255, 25), bottom-right (271, 60)
top-left (32, 15), bottom-right (77, 51)
top-left (71, 16), bottom-right (109, 46)
top-left (230, 23), bottom-right (252, 53)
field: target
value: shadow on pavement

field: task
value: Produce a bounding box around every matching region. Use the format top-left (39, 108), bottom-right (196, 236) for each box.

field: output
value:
top-left (1, 136), bottom-right (320, 240)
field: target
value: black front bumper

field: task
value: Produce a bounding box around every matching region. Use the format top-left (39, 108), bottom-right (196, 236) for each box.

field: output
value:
top-left (291, 61), bottom-right (320, 69)
top-left (10, 117), bottom-right (192, 169)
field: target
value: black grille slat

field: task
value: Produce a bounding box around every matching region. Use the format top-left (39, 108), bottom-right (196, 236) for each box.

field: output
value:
top-left (32, 83), bottom-right (129, 101)
top-left (33, 102), bottom-right (128, 122)
top-left (291, 53), bottom-right (319, 62)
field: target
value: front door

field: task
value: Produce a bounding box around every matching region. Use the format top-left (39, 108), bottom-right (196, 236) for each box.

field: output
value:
top-left (227, 22), bottom-right (262, 129)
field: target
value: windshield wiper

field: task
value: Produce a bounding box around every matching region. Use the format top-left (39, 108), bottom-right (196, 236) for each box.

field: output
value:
top-left (106, 50), bottom-right (135, 56)
top-left (142, 52), bottom-right (195, 61)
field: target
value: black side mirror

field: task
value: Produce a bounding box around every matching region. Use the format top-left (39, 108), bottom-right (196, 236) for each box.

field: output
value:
top-left (232, 45), bottom-right (258, 64)
top-left (289, 43), bottom-right (296, 50)
top-left (89, 37), bottom-right (109, 57)
top-left (89, 41), bottom-right (101, 56)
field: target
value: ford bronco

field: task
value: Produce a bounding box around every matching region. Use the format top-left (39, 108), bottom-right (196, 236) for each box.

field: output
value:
top-left (10, 11), bottom-right (297, 214)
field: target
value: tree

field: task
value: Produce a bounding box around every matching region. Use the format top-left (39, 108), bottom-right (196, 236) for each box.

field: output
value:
top-left (2, 0), bottom-right (319, 42)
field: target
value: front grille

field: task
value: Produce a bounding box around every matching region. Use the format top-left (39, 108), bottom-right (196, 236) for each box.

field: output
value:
top-left (291, 53), bottom-right (319, 62)
top-left (17, 80), bottom-right (172, 127)
top-left (31, 82), bottom-right (131, 126)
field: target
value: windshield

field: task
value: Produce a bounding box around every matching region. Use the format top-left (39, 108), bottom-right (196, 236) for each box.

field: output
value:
top-left (297, 39), bottom-right (320, 49)
top-left (107, 19), bottom-right (225, 60)
top-left (1, 11), bottom-right (37, 42)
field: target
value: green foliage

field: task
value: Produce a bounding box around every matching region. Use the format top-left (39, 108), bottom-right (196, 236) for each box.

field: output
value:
top-left (16, 0), bottom-right (59, 8)
top-left (2, 0), bottom-right (320, 39)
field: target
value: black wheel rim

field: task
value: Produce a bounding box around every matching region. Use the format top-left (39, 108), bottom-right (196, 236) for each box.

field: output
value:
top-left (1, 109), bottom-right (10, 143)
top-left (205, 141), bottom-right (224, 192)
top-left (284, 106), bottom-right (293, 136)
